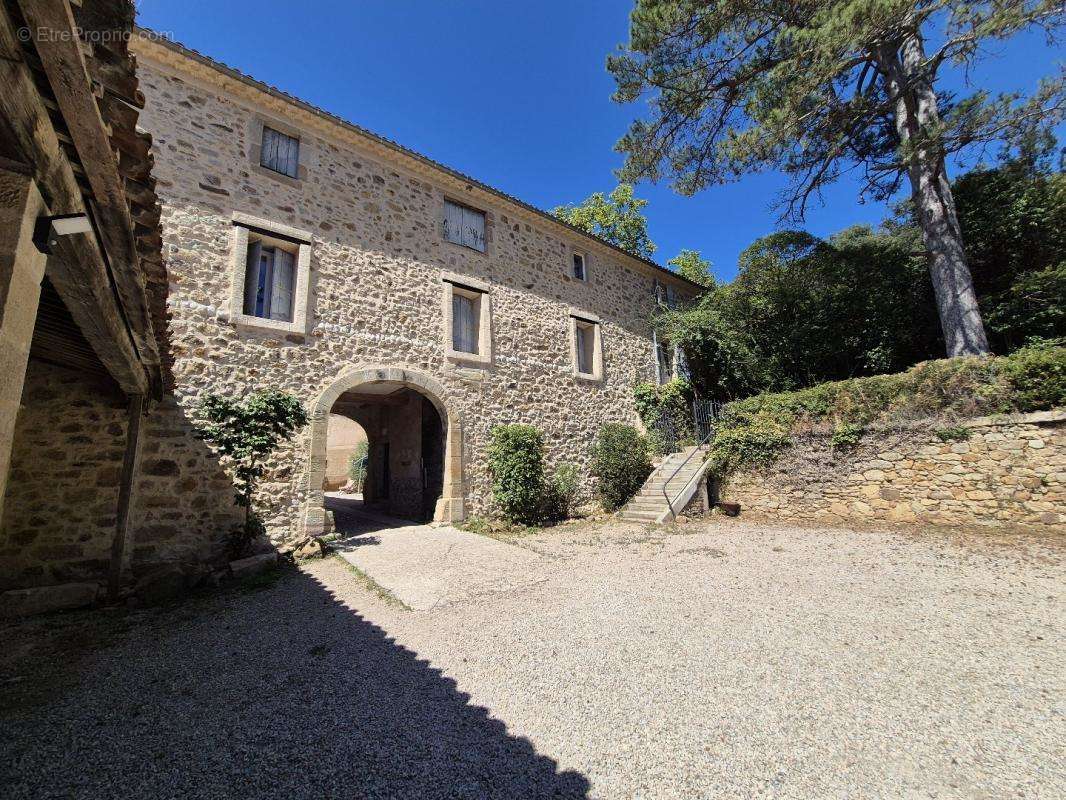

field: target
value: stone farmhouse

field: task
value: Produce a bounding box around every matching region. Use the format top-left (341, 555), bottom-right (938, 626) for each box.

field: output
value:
top-left (126, 33), bottom-right (697, 541)
top-left (0, 11), bottom-right (698, 607)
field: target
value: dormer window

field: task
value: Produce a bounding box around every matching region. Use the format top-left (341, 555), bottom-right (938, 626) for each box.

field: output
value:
top-left (572, 251), bottom-right (587, 281)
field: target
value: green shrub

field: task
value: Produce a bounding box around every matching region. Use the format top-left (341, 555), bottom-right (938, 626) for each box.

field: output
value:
top-left (707, 416), bottom-right (791, 473)
top-left (346, 441), bottom-right (369, 490)
top-left (196, 389), bottom-right (308, 557)
top-left (706, 345), bottom-right (1065, 478)
top-left (830, 422), bottom-right (864, 449)
top-left (590, 424), bottom-right (653, 511)
top-left (487, 425), bottom-right (547, 525)
top-left (548, 463), bottom-right (580, 520)
top-left (999, 341), bottom-right (1066, 411)
top-left (935, 426), bottom-right (971, 442)
top-left (634, 378), bottom-right (695, 452)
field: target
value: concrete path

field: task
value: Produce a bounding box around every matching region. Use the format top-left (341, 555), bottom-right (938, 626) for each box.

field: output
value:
top-left (325, 494), bottom-right (546, 610)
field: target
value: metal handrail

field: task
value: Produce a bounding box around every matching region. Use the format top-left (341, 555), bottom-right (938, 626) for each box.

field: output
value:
top-left (660, 428), bottom-right (715, 521)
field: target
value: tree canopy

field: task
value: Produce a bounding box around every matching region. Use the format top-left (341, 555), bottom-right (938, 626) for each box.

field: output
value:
top-left (609, 0), bottom-right (1066, 357)
top-left (668, 249), bottom-right (716, 287)
top-left (551, 183), bottom-right (657, 259)
top-left (659, 153), bottom-right (1065, 399)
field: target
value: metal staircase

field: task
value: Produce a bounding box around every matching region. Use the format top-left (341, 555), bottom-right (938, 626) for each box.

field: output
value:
top-left (619, 444), bottom-right (711, 524)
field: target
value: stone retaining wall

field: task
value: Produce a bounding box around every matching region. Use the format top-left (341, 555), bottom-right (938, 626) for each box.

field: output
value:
top-left (716, 410), bottom-right (1065, 528)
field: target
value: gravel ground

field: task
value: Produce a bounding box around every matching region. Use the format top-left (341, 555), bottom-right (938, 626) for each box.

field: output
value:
top-left (2, 518), bottom-right (1063, 799)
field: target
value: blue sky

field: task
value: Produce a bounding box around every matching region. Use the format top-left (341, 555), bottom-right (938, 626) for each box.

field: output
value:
top-left (137, 0), bottom-right (1062, 281)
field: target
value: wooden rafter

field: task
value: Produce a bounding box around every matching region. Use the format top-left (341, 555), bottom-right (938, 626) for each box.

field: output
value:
top-left (17, 0), bottom-right (161, 388)
top-left (0, 1), bottom-right (147, 394)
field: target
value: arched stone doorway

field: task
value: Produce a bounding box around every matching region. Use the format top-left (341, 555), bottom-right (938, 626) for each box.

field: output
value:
top-left (303, 367), bottom-right (464, 537)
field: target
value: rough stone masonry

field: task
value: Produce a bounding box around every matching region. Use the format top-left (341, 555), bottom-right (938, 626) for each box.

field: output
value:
top-left (125, 35), bottom-right (695, 547)
top-left (718, 411), bottom-right (1065, 528)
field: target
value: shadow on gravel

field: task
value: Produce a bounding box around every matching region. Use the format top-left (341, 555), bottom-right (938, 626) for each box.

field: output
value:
top-left (1, 568), bottom-right (590, 799)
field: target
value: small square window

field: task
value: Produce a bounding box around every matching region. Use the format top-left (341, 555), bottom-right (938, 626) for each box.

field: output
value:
top-left (228, 213), bottom-right (312, 336)
top-left (444, 199), bottom-right (486, 252)
top-left (572, 252), bottom-right (588, 281)
top-left (260, 126), bottom-right (300, 178)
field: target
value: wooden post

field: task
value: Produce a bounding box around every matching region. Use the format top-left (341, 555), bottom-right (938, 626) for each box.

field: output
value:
top-left (108, 394), bottom-right (144, 598)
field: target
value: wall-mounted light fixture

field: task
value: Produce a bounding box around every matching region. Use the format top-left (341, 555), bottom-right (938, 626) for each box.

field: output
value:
top-left (33, 213), bottom-right (93, 254)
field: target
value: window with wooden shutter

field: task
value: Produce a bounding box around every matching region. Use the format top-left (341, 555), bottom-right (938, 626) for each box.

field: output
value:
top-left (242, 239), bottom-right (263, 316)
top-left (443, 199), bottom-right (486, 253)
top-left (260, 126), bottom-right (300, 178)
top-left (270, 249), bottom-right (295, 321)
top-left (452, 292), bottom-right (479, 353)
top-left (242, 240), bottom-right (295, 322)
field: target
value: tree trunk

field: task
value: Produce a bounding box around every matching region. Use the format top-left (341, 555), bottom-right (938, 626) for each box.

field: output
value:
top-left (878, 30), bottom-right (990, 357)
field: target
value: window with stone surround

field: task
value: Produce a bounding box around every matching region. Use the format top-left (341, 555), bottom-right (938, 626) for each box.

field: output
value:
top-left (260, 126), bottom-right (300, 178)
top-left (228, 212), bottom-right (312, 336)
top-left (243, 241), bottom-right (295, 322)
top-left (442, 271), bottom-right (492, 365)
top-left (570, 310), bottom-right (603, 381)
top-left (443, 199), bottom-right (486, 253)
top-left (572, 251), bottom-right (588, 282)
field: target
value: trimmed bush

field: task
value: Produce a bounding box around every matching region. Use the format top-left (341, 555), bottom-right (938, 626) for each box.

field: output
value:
top-left (548, 463), bottom-right (580, 520)
top-left (487, 425), bottom-right (547, 525)
top-left (999, 340), bottom-right (1066, 411)
top-left (707, 416), bottom-right (791, 474)
top-left (591, 424), bottom-right (653, 511)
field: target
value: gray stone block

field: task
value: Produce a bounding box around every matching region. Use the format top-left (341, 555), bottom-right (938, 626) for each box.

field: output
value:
top-left (1, 582), bottom-right (99, 618)
top-left (229, 552), bottom-right (278, 580)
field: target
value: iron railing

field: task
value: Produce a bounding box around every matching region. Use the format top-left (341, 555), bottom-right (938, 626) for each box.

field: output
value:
top-left (660, 399), bottom-right (721, 520)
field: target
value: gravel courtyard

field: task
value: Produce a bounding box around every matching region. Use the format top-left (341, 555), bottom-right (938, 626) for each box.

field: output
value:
top-left (2, 518), bottom-right (1063, 799)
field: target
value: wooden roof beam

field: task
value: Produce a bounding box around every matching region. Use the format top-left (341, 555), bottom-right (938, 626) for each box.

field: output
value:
top-left (18, 0), bottom-right (161, 378)
top-left (0, 5), bottom-right (148, 395)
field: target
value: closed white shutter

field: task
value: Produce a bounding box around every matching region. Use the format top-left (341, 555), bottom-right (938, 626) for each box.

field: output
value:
top-left (243, 239), bottom-right (263, 315)
top-left (462, 207), bottom-right (485, 252)
top-left (270, 249), bottom-right (295, 321)
top-left (444, 200), bottom-right (464, 245)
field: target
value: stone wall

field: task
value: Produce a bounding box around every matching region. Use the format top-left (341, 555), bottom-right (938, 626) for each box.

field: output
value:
top-left (0, 360), bottom-right (242, 589)
top-left (0, 360), bottom-right (127, 589)
top-left (128, 397), bottom-right (241, 572)
top-left (131, 43), bottom-right (691, 541)
top-left (717, 411), bottom-right (1065, 528)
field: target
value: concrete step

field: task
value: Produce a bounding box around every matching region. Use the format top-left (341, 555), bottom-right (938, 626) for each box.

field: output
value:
top-left (620, 510), bottom-right (661, 522)
top-left (624, 502), bottom-right (667, 513)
